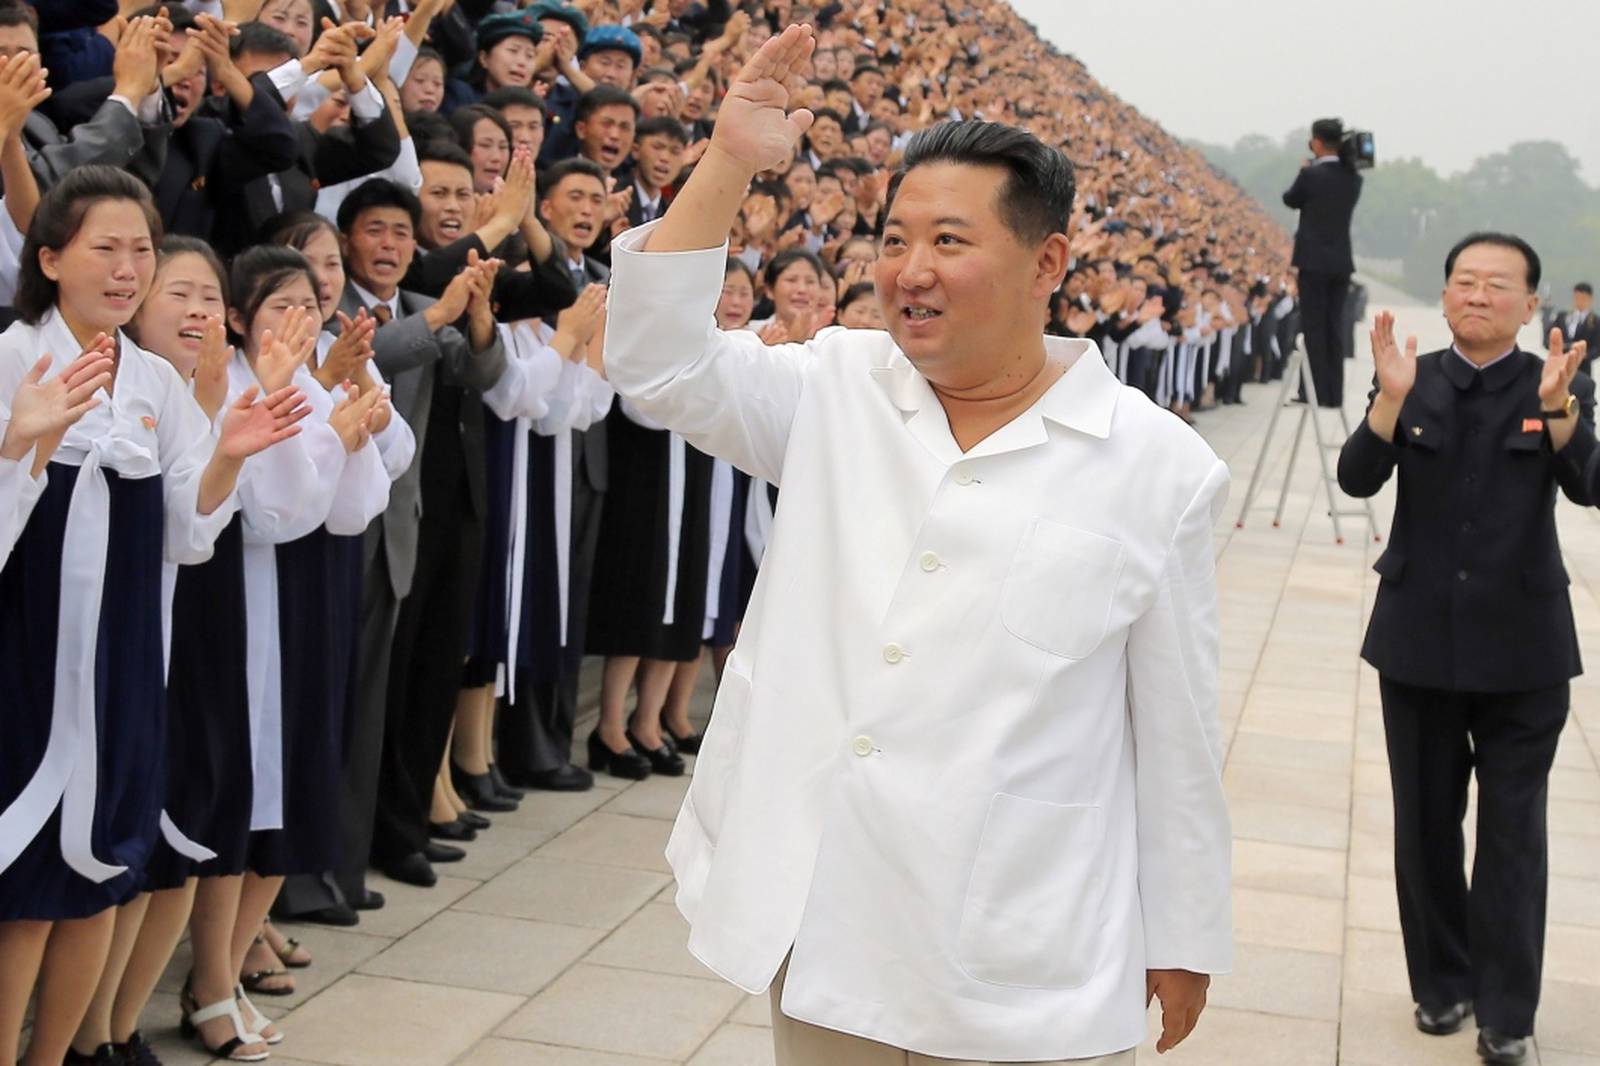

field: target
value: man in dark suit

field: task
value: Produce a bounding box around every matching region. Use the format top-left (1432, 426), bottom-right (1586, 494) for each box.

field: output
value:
top-left (339, 179), bottom-right (508, 894)
top-left (1550, 282), bottom-right (1600, 373)
top-left (1283, 118), bottom-right (1361, 407)
top-left (1337, 232), bottom-right (1598, 1066)
top-left (215, 22), bottom-right (402, 254)
top-left (496, 157), bottom-right (612, 792)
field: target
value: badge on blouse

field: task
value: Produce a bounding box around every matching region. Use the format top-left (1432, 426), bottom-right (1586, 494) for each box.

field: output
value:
top-left (1411, 426), bottom-right (1422, 436)
top-left (141, 415), bottom-right (158, 431)
top-left (1523, 418), bottom-right (1544, 433)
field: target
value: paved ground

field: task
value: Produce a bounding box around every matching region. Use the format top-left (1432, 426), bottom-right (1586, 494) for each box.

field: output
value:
top-left (138, 290), bottom-right (1600, 1065)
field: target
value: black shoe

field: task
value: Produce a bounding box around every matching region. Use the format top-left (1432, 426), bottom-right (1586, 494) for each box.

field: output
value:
top-left (381, 852), bottom-right (437, 887)
top-left (451, 763), bottom-right (519, 812)
top-left (662, 722), bottom-right (702, 755)
top-left (523, 763), bottom-right (594, 791)
top-left (63, 1043), bottom-right (122, 1065)
top-left (1415, 1000), bottom-right (1473, 1036)
top-left (429, 818), bottom-right (477, 842)
top-left (122, 1030), bottom-right (161, 1066)
top-left (1476, 1029), bottom-right (1528, 1065)
top-left (423, 841), bottom-right (465, 864)
top-left (297, 901), bottom-right (359, 927)
top-left (587, 730), bottom-right (651, 780)
top-left (487, 763), bottom-right (524, 800)
top-left (352, 888), bottom-right (385, 911)
top-left (457, 809), bottom-right (492, 830)
top-left (626, 728), bottom-right (686, 777)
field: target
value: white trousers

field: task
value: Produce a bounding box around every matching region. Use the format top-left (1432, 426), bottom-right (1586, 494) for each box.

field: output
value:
top-left (769, 958), bottom-right (1138, 1066)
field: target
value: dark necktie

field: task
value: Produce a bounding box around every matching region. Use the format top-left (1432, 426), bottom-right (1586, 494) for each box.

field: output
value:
top-left (371, 303), bottom-right (392, 326)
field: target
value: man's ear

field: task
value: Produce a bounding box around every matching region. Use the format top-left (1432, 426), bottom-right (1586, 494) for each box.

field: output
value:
top-left (1035, 231), bottom-right (1070, 300)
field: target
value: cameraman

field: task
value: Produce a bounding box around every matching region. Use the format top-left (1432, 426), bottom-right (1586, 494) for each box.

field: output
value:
top-left (1283, 117), bottom-right (1362, 407)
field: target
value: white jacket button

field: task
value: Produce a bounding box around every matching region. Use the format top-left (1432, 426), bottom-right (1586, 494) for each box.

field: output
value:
top-left (919, 551), bottom-right (940, 572)
top-left (952, 466), bottom-right (974, 485)
top-left (852, 735), bottom-right (874, 757)
top-left (882, 643), bottom-right (905, 664)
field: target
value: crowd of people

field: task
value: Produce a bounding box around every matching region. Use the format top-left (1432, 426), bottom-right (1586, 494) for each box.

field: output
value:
top-left (0, 1), bottom-right (1297, 1064)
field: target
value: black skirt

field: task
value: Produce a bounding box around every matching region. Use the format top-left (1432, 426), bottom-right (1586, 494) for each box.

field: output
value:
top-left (0, 465), bottom-right (166, 920)
top-left (248, 527), bottom-right (357, 877)
top-left (144, 517), bottom-right (253, 890)
top-left (463, 408), bottom-right (517, 687)
top-left (585, 409), bottom-right (712, 662)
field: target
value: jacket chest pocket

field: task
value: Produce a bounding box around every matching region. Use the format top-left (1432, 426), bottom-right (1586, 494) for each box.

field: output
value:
top-left (1001, 518), bottom-right (1125, 660)
top-left (957, 794), bottom-right (1108, 990)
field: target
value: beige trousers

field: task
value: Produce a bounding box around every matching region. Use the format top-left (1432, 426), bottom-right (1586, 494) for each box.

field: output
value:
top-left (769, 959), bottom-right (1138, 1066)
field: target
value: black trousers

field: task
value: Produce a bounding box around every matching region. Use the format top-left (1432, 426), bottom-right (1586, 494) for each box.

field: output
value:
top-left (500, 675), bottom-right (579, 778)
top-left (1379, 676), bottom-right (1568, 1036)
top-left (372, 492), bottom-right (484, 864)
top-left (1297, 271), bottom-right (1350, 407)
top-left (277, 536), bottom-right (401, 915)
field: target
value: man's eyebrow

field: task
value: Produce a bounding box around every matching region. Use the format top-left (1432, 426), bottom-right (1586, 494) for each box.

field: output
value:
top-left (883, 216), bottom-right (974, 229)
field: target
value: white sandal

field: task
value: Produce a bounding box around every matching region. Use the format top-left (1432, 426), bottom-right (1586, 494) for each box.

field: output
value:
top-left (181, 994), bottom-right (270, 1062)
top-left (236, 984), bottom-right (287, 1046)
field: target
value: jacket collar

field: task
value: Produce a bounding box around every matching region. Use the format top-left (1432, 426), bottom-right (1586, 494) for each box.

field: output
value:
top-left (1438, 345), bottom-right (1526, 393)
top-left (869, 336), bottom-right (1118, 443)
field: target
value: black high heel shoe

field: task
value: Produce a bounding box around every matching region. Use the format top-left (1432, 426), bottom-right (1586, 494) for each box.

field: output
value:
top-left (450, 762), bottom-right (518, 812)
top-left (587, 730), bottom-right (651, 780)
top-left (626, 728), bottom-right (686, 777)
top-left (458, 809), bottom-right (492, 830)
top-left (429, 817), bottom-right (477, 842)
top-left (661, 721), bottom-right (702, 755)
top-left (487, 762), bottom-right (524, 800)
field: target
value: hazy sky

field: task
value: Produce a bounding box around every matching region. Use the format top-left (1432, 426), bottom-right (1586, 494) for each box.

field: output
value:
top-left (1009, 0), bottom-right (1599, 183)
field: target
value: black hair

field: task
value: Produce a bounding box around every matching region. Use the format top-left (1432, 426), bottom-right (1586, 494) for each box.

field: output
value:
top-left (228, 244), bottom-right (320, 343)
top-left (724, 257), bottom-right (756, 284)
top-left (863, 121), bottom-right (895, 139)
top-left (405, 110), bottom-right (455, 148)
top-left (539, 157), bottom-right (608, 200)
top-left (132, 3), bottom-right (196, 31)
top-left (838, 280), bottom-right (875, 312)
top-left (634, 22), bottom-right (663, 42)
top-left (450, 103), bottom-right (514, 157)
top-left (634, 115), bottom-right (688, 147)
top-left (1576, 282), bottom-right (1594, 295)
top-left (639, 67), bottom-right (678, 85)
top-left (0, 0), bottom-right (37, 34)
top-left (814, 160), bottom-right (850, 183)
top-left (764, 247), bottom-right (830, 288)
top-left (838, 235), bottom-right (878, 259)
top-left (269, 209), bottom-right (340, 257)
top-left (810, 107), bottom-right (845, 129)
top-left (852, 65), bottom-right (884, 81)
top-left (576, 85), bottom-right (641, 123)
top-left (481, 85), bottom-right (547, 119)
top-left (409, 45), bottom-right (446, 75)
top-left (336, 178), bottom-right (422, 233)
top-left (232, 20), bottom-right (300, 61)
top-left (154, 235), bottom-right (230, 306)
top-left (887, 120), bottom-right (1076, 245)
top-left (1310, 118), bottom-right (1344, 146)
top-left (417, 139), bottom-right (476, 173)
top-left (820, 78), bottom-right (851, 95)
top-left (1443, 231), bottom-right (1542, 291)
top-left (16, 165), bottom-right (162, 325)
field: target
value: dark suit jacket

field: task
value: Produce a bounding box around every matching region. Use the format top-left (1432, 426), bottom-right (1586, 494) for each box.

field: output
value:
top-left (563, 250), bottom-right (611, 496)
top-left (223, 105), bottom-right (402, 254)
top-left (1552, 308), bottom-right (1600, 369)
top-left (1282, 160), bottom-right (1361, 276)
top-left (1337, 349), bottom-right (1598, 692)
top-left (340, 286), bottom-right (506, 599)
top-left (403, 236), bottom-right (579, 323)
top-left (25, 90), bottom-right (168, 192)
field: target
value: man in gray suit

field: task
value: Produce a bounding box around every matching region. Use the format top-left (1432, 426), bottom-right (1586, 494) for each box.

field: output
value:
top-left (0, 3), bottom-right (171, 191)
top-left (277, 179), bottom-right (506, 921)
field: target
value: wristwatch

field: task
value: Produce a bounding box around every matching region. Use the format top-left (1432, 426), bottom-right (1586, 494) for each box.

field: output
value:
top-left (1543, 394), bottom-right (1580, 420)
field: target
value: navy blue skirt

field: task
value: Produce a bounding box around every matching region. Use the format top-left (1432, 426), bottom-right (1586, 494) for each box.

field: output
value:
top-left (248, 527), bottom-right (358, 877)
top-left (143, 516), bottom-right (253, 890)
top-left (706, 469), bottom-right (751, 649)
top-left (512, 430), bottom-right (567, 686)
top-left (464, 409), bottom-right (517, 687)
top-left (0, 464), bottom-right (167, 920)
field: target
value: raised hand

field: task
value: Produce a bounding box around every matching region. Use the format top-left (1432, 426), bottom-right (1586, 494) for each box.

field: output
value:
top-left (217, 384), bottom-right (309, 460)
top-left (710, 24), bottom-right (816, 173)
top-left (113, 15), bottom-right (160, 100)
top-left (464, 251), bottom-right (502, 332)
top-left (757, 320), bottom-right (789, 345)
top-left (254, 306), bottom-right (316, 394)
top-left (0, 52), bottom-right (50, 140)
top-left (328, 381), bottom-right (383, 453)
top-left (194, 315), bottom-right (232, 421)
top-left (1541, 327), bottom-right (1586, 409)
top-left (1370, 310), bottom-right (1417, 402)
top-left (553, 283), bottom-right (608, 355)
top-left (493, 150), bottom-right (536, 228)
top-left (1, 346), bottom-right (115, 468)
top-left (426, 267), bottom-right (477, 329)
top-left (315, 310), bottom-right (375, 392)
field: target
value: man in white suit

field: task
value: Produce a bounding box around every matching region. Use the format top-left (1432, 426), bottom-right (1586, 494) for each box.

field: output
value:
top-left (605, 25), bottom-right (1232, 1066)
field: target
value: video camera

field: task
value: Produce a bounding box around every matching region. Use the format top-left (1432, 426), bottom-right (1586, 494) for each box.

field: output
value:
top-left (1339, 129), bottom-right (1376, 171)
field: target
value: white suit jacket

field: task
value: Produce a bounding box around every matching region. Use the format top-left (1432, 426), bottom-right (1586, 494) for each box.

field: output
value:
top-left (605, 223), bottom-right (1234, 1062)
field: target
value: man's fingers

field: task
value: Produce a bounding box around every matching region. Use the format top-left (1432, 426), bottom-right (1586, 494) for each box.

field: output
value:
top-left (1404, 335), bottom-right (1417, 360)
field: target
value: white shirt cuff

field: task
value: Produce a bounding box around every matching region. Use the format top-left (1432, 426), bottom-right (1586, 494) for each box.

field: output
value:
top-left (267, 58), bottom-right (307, 101)
top-left (348, 79), bottom-right (385, 122)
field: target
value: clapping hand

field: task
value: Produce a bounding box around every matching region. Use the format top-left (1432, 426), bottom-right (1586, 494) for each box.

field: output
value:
top-left (0, 52), bottom-right (50, 141)
top-left (757, 320), bottom-right (790, 346)
top-left (217, 384), bottom-right (310, 460)
top-left (552, 284), bottom-right (608, 359)
top-left (194, 315), bottom-right (232, 421)
top-left (315, 310), bottom-right (375, 392)
top-left (254, 306), bottom-right (317, 394)
top-left (328, 380), bottom-right (384, 453)
top-left (710, 24), bottom-right (816, 173)
top-left (1, 344), bottom-right (116, 472)
top-left (1541, 327), bottom-right (1586, 410)
top-left (1370, 311), bottom-right (1417, 403)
